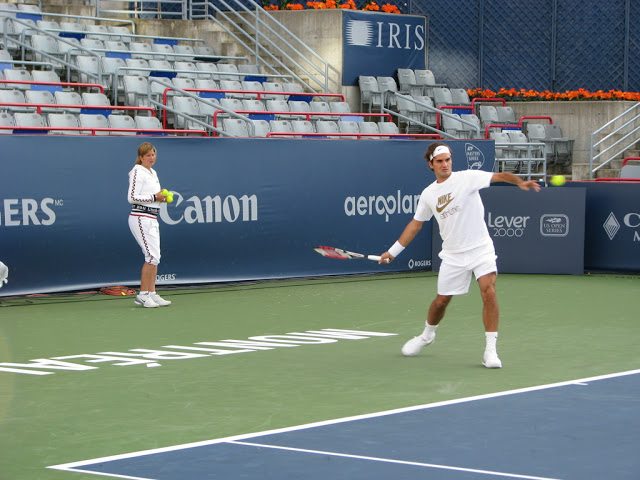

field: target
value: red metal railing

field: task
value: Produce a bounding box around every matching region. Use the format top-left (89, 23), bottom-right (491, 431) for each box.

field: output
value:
top-left (0, 79), bottom-right (105, 93)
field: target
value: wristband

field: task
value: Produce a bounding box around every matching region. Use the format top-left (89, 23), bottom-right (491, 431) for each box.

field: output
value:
top-left (388, 241), bottom-right (405, 258)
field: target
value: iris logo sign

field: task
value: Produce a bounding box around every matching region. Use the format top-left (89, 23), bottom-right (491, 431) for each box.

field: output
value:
top-left (345, 19), bottom-right (425, 50)
top-left (342, 11), bottom-right (426, 85)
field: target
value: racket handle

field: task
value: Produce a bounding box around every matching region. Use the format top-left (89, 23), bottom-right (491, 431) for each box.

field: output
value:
top-left (368, 255), bottom-right (382, 262)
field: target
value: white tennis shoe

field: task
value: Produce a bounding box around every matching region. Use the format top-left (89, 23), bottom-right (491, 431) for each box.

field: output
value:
top-left (482, 349), bottom-right (502, 368)
top-left (135, 293), bottom-right (159, 308)
top-left (401, 333), bottom-right (435, 356)
top-left (150, 293), bottom-right (171, 307)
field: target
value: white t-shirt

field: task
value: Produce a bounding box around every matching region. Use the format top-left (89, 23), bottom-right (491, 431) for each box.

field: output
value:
top-left (414, 170), bottom-right (493, 253)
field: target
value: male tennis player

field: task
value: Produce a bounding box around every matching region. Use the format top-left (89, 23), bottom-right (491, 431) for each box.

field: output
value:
top-left (379, 142), bottom-right (540, 368)
top-left (0, 260), bottom-right (8, 288)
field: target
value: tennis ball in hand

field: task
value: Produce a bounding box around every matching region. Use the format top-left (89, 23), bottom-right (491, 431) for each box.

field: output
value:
top-left (161, 189), bottom-right (174, 203)
top-left (550, 175), bottom-right (566, 186)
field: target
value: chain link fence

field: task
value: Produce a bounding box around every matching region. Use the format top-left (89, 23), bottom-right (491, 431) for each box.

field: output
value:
top-left (408, 0), bottom-right (639, 92)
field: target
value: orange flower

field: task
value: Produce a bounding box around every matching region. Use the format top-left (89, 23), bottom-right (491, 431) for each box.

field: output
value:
top-left (264, 3), bottom-right (279, 9)
top-left (285, 2), bottom-right (304, 8)
top-left (381, 3), bottom-right (400, 12)
top-left (363, 1), bottom-right (380, 10)
top-left (339, 0), bottom-right (357, 8)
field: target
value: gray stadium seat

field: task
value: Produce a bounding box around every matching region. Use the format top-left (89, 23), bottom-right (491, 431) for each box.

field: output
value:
top-left (79, 113), bottom-right (109, 135)
top-left (108, 114), bottom-right (137, 135)
top-left (48, 113), bottom-right (80, 135)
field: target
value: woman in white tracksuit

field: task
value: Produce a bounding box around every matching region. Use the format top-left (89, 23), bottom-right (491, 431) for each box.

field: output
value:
top-left (127, 142), bottom-right (172, 308)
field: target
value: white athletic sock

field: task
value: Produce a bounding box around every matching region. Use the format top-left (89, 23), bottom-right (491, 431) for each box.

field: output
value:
top-left (485, 332), bottom-right (498, 351)
top-left (149, 291), bottom-right (156, 296)
top-left (140, 291), bottom-right (149, 296)
top-left (422, 323), bottom-right (438, 340)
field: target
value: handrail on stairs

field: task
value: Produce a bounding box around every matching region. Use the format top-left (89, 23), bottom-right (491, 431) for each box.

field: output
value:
top-left (589, 102), bottom-right (640, 179)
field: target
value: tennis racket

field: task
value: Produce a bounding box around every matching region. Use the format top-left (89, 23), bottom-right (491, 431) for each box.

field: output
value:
top-left (313, 246), bottom-right (384, 262)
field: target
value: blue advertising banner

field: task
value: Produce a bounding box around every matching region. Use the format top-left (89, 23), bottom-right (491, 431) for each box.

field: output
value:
top-left (432, 186), bottom-right (586, 275)
top-left (566, 182), bottom-right (640, 272)
top-left (342, 10), bottom-right (427, 85)
top-left (0, 137), bottom-right (495, 296)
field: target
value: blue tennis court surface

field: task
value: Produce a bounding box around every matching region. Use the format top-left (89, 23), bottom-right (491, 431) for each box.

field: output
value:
top-left (51, 370), bottom-right (640, 480)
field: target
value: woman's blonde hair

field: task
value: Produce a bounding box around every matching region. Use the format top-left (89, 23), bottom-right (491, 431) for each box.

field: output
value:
top-left (136, 142), bottom-right (156, 165)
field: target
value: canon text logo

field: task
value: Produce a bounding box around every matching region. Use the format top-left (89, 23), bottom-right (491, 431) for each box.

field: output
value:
top-left (160, 193), bottom-right (258, 225)
top-left (0, 198), bottom-right (59, 226)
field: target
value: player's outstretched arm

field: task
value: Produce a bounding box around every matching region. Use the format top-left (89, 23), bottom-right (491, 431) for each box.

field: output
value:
top-left (380, 219), bottom-right (424, 264)
top-left (491, 172), bottom-right (541, 192)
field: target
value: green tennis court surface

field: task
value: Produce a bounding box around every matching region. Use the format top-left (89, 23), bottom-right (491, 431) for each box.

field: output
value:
top-left (1, 272), bottom-right (638, 479)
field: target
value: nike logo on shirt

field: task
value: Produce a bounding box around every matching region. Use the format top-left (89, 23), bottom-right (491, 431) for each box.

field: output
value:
top-left (436, 193), bottom-right (454, 213)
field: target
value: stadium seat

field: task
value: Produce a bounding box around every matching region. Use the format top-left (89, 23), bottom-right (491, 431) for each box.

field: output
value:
top-left (442, 113), bottom-right (467, 139)
top-left (358, 121), bottom-right (380, 139)
top-left (25, 90), bottom-right (57, 113)
top-left (129, 41), bottom-right (154, 59)
top-left (14, 112), bottom-right (47, 131)
top-left (265, 99), bottom-right (291, 119)
top-left (358, 75), bottom-right (381, 112)
top-left (217, 63), bottom-right (241, 81)
top-left (135, 115), bottom-right (164, 133)
top-left (378, 121), bottom-right (400, 137)
top-left (123, 75), bottom-right (150, 107)
top-left (54, 90), bottom-right (83, 113)
top-left (262, 81), bottom-right (285, 100)
top-left (107, 114), bottom-right (136, 135)
top-left (291, 119), bottom-right (315, 137)
top-left (222, 117), bottom-right (250, 136)
top-left (48, 112), bottom-right (79, 134)
top-left (125, 58), bottom-right (150, 77)
top-left (337, 120), bottom-right (360, 139)
top-left (0, 89), bottom-right (33, 113)
top-left (249, 119), bottom-right (270, 137)
top-left (173, 45), bottom-right (195, 61)
top-left (544, 124), bottom-right (574, 166)
top-left (79, 113), bottom-right (109, 135)
top-left (196, 62), bottom-right (218, 80)
top-left (4, 69), bottom-right (32, 90)
top-left (315, 120), bottom-right (340, 138)
top-left (376, 76), bottom-right (398, 108)
top-left (496, 106), bottom-right (518, 125)
top-left (309, 101), bottom-right (333, 120)
top-left (620, 159), bottom-right (640, 178)
top-left (450, 88), bottom-right (471, 107)
top-left (0, 111), bottom-right (15, 133)
top-left (268, 119), bottom-right (293, 136)
top-left (433, 87), bottom-right (453, 108)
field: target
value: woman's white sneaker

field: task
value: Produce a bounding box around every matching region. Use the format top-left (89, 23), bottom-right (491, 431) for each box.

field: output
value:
top-left (401, 334), bottom-right (435, 356)
top-left (135, 294), bottom-right (159, 308)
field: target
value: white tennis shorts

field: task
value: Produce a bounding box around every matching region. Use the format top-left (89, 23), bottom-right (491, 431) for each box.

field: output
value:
top-left (129, 214), bottom-right (161, 266)
top-left (437, 243), bottom-right (497, 296)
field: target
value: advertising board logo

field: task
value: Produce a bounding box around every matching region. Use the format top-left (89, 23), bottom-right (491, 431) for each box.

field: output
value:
top-left (465, 143), bottom-right (485, 170)
top-left (486, 212), bottom-right (530, 237)
top-left (160, 192), bottom-right (258, 225)
top-left (603, 212), bottom-right (620, 240)
top-left (345, 20), bottom-right (373, 46)
top-left (344, 190), bottom-right (420, 222)
top-left (344, 18), bottom-right (425, 50)
top-left (540, 214), bottom-right (569, 237)
top-left (0, 198), bottom-right (60, 226)
top-left (408, 259), bottom-right (431, 269)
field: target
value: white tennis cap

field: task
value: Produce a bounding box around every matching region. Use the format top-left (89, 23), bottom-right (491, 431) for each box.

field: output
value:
top-left (430, 145), bottom-right (451, 161)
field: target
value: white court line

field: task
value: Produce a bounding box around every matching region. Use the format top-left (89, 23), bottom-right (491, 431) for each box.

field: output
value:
top-left (229, 440), bottom-right (563, 480)
top-left (48, 368), bottom-right (640, 473)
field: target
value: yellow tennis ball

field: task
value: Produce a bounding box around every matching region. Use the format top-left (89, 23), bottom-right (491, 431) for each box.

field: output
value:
top-left (550, 175), bottom-right (566, 186)
top-left (166, 193), bottom-right (174, 203)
